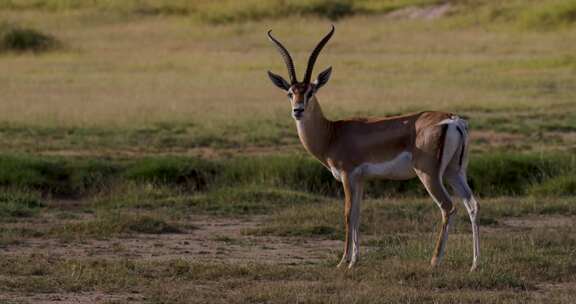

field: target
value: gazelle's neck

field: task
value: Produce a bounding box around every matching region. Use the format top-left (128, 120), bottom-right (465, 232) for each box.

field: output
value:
top-left (295, 97), bottom-right (332, 164)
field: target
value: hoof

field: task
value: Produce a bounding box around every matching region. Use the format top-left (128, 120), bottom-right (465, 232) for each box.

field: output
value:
top-left (347, 261), bottom-right (357, 269)
top-left (430, 257), bottom-right (440, 268)
top-left (469, 263), bottom-right (478, 272)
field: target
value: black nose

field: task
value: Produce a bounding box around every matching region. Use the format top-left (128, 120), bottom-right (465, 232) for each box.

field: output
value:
top-left (293, 109), bottom-right (304, 118)
top-left (292, 108), bottom-right (304, 119)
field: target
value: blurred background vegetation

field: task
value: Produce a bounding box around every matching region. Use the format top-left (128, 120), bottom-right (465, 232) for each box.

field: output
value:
top-left (0, 0), bottom-right (574, 191)
top-left (1, 1), bottom-right (576, 303)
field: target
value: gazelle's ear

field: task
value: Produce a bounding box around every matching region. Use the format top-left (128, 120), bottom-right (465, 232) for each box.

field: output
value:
top-left (267, 71), bottom-right (290, 91)
top-left (312, 66), bottom-right (332, 91)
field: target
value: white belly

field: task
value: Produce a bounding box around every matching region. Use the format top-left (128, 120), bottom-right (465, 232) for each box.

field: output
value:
top-left (329, 151), bottom-right (416, 182)
top-left (360, 152), bottom-right (416, 180)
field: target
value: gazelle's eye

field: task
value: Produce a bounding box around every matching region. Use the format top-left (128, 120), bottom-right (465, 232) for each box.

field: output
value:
top-left (287, 92), bottom-right (293, 99)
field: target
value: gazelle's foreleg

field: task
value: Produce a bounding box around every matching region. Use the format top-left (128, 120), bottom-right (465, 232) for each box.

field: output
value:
top-left (337, 172), bottom-right (363, 268)
top-left (349, 175), bottom-right (364, 268)
top-left (337, 172), bottom-right (352, 268)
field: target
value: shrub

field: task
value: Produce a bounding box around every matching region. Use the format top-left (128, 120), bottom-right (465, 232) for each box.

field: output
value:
top-left (0, 24), bottom-right (60, 53)
top-left (295, 0), bottom-right (355, 20)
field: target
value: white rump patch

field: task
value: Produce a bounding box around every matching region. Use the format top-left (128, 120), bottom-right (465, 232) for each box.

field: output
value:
top-left (437, 115), bottom-right (468, 131)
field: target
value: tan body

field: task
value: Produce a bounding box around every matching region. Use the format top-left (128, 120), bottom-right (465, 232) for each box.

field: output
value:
top-left (296, 98), bottom-right (479, 270)
top-left (267, 25), bottom-right (480, 270)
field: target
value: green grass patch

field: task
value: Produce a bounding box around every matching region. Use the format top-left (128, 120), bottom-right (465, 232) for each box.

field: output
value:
top-left (3, 0), bottom-right (575, 32)
top-left (50, 212), bottom-right (181, 239)
top-left (91, 182), bottom-right (327, 216)
top-left (528, 175), bottom-right (576, 196)
top-left (248, 197), bottom-right (576, 239)
top-left (0, 0), bottom-right (438, 23)
top-left (0, 226), bottom-right (44, 246)
top-left (0, 189), bottom-right (43, 218)
top-left (0, 152), bottom-right (574, 199)
top-left (185, 186), bottom-right (327, 215)
top-left (518, 0), bottom-right (576, 30)
top-left (124, 157), bottom-right (219, 192)
top-left (468, 153), bottom-right (569, 196)
top-left (0, 155), bottom-right (119, 197)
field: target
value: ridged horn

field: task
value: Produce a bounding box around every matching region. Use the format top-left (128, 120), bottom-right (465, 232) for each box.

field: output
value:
top-left (303, 25), bottom-right (335, 84)
top-left (267, 30), bottom-right (297, 84)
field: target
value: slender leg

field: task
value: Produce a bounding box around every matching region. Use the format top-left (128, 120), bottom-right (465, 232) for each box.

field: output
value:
top-left (416, 171), bottom-right (455, 268)
top-left (447, 173), bottom-right (480, 271)
top-left (348, 177), bottom-right (364, 268)
top-left (337, 172), bottom-right (353, 268)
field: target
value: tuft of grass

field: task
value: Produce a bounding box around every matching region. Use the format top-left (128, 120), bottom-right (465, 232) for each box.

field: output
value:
top-left (244, 200), bottom-right (341, 238)
top-left (528, 175), bottom-right (576, 197)
top-left (50, 213), bottom-right (181, 239)
top-left (220, 155), bottom-right (339, 194)
top-left (125, 215), bottom-right (182, 234)
top-left (467, 153), bottom-right (570, 196)
top-left (518, 0), bottom-right (576, 30)
top-left (0, 23), bottom-right (59, 53)
top-left (0, 226), bottom-right (44, 246)
top-left (0, 189), bottom-right (43, 219)
top-left (124, 157), bottom-right (219, 192)
top-left (185, 186), bottom-right (328, 215)
top-left (0, 155), bottom-right (119, 198)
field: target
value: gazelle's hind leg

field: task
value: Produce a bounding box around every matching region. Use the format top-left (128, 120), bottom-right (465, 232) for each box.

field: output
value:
top-left (416, 172), bottom-right (456, 268)
top-left (446, 171), bottom-right (480, 271)
top-left (414, 123), bottom-right (463, 268)
top-left (443, 118), bottom-right (480, 271)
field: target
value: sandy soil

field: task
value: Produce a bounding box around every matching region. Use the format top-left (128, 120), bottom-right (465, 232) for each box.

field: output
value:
top-left (0, 215), bottom-right (340, 264)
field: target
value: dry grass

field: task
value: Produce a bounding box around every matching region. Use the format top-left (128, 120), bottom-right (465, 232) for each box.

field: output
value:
top-left (0, 11), bottom-right (575, 128)
top-left (0, 10), bottom-right (574, 155)
top-left (1, 196), bottom-right (576, 303)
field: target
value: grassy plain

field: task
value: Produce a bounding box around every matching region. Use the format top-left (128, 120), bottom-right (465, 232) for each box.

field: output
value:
top-left (1, 1), bottom-right (576, 154)
top-left (0, 1), bottom-right (576, 303)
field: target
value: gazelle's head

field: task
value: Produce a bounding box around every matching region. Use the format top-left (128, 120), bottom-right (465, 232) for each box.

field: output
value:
top-left (267, 25), bottom-right (334, 121)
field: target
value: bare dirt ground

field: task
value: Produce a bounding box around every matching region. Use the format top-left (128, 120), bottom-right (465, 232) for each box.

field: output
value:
top-left (0, 291), bottom-right (145, 304)
top-left (0, 215), bottom-right (340, 264)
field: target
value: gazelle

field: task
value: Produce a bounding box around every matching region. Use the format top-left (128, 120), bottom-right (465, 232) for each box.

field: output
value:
top-left (267, 25), bottom-right (480, 271)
